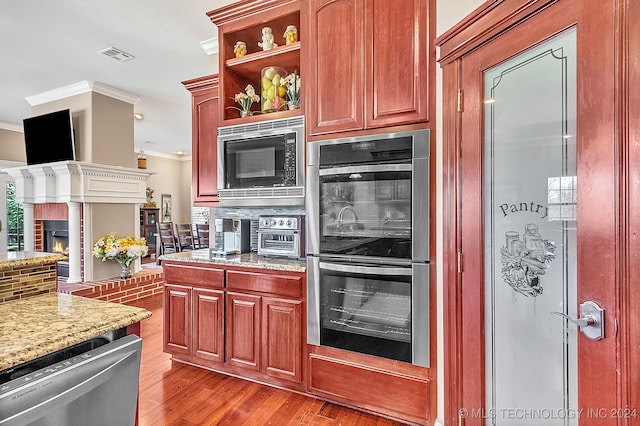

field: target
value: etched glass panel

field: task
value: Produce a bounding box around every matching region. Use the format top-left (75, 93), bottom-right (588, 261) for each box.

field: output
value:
top-left (484, 28), bottom-right (577, 425)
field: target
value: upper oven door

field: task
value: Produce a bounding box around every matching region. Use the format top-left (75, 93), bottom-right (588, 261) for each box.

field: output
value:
top-left (318, 164), bottom-right (413, 260)
top-left (307, 130), bottom-right (430, 262)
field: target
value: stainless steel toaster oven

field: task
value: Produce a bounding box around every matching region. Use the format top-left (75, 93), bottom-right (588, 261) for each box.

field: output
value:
top-left (257, 215), bottom-right (305, 259)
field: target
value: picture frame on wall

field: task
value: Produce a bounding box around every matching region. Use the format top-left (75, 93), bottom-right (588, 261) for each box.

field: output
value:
top-left (161, 194), bottom-right (172, 222)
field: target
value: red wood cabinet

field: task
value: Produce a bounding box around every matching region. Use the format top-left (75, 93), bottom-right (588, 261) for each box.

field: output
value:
top-left (162, 261), bottom-right (306, 391)
top-left (163, 284), bottom-right (191, 356)
top-left (208, 0), bottom-right (303, 124)
top-left (226, 270), bottom-right (304, 385)
top-left (182, 75), bottom-right (219, 206)
top-left (225, 293), bottom-right (302, 382)
top-left (262, 296), bottom-right (302, 383)
top-left (225, 292), bottom-right (261, 371)
top-left (193, 288), bottom-right (224, 363)
top-left (305, 0), bottom-right (431, 138)
top-left (163, 264), bottom-right (225, 364)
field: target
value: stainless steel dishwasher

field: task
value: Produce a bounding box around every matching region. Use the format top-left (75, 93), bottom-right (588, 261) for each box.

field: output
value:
top-left (0, 333), bottom-right (142, 426)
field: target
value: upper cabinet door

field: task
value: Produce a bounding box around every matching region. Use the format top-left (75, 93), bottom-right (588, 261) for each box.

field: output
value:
top-left (306, 0), bottom-right (365, 136)
top-left (365, 0), bottom-right (429, 128)
top-left (305, 0), bottom-right (431, 139)
top-left (183, 75), bottom-right (219, 206)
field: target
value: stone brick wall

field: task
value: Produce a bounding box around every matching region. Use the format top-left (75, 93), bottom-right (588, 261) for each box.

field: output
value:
top-left (0, 263), bottom-right (57, 303)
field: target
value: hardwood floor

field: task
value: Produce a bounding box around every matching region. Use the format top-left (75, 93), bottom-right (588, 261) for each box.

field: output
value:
top-left (130, 295), bottom-right (407, 425)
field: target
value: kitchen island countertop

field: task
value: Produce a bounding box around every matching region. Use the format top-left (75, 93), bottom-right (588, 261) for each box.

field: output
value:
top-left (159, 249), bottom-right (306, 273)
top-left (0, 251), bottom-right (67, 270)
top-left (0, 293), bottom-right (151, 371)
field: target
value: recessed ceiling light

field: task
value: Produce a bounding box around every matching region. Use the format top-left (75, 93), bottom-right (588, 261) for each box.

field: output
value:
top-left (175, 150), bottom-right (185, 156)
top-left (133, 112), bottom-right (144, 120)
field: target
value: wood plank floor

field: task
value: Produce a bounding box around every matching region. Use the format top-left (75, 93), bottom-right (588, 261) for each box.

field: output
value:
top-left (130, 294), bottom-right (407, 425)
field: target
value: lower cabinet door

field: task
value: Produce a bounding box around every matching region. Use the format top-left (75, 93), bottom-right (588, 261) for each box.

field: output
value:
top-left (193, 288), bottom-right (224, 363)
top-left (163, 284), bottom-right (192, 356)
top-left (226, 292), bottom-right (261, 371)
top-left (262, 297), bottom-right (302, 383)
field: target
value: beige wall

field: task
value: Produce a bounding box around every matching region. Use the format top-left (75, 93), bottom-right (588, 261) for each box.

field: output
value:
top-left (31, 92), bottom-right (92, 163)
top-left (143, 153), bottom-right (192, 224)
top-left (207, 53), bottom-right (219, 74)
top-left (88, 203), bottom-right (137, 280)
top-left (91, 93), bottom-right (136, 168)
top-left (0, 128), bottom-right (26, 162)
top-left (31, 92), bottom-right (134, 167)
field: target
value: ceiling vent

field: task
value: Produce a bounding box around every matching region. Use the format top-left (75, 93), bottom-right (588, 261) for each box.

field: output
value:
top-left (97, 47), bottom-right (135, 62)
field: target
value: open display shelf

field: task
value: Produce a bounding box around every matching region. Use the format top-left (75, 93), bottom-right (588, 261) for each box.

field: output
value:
top-left (209, 1), bottom-right (302, 122)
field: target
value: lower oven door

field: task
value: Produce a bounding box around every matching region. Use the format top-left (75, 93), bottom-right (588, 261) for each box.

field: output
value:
top-left (307, 257), bottom-right (429, 367)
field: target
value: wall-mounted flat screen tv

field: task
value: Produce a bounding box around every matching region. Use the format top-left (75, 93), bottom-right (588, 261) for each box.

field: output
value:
top-left (23, 109), bottom-right (76, 165)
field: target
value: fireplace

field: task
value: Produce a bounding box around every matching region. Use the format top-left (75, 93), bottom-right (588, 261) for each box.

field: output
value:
top-left (6, 162), bottom-right (150, 282)
top-left (43, 220), bottom-right (69, 277)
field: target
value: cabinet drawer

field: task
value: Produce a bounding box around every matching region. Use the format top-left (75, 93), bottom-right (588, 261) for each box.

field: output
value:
top-left (163, 263), bottom-right (224, 288)
top-left (226, 270), bottom-right (302, 299)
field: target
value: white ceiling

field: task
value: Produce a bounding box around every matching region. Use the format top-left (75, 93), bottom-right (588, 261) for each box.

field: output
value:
top-left (0, 0), bottom-right (236, 156)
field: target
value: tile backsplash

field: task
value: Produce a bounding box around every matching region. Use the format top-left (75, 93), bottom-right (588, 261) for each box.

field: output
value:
top-left (214, 206), bottom-right (305, 220)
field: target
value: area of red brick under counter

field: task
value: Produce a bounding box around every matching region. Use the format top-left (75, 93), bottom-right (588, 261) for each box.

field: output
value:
top-left (57, 266), bottom-right (163, 304)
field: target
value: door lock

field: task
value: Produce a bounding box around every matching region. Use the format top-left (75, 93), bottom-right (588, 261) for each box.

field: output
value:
top-left (551, 300), bottom-right (605, 340)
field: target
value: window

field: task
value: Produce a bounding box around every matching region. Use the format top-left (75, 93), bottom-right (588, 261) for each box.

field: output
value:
top-left (6, 181), bottom-right (23, 251)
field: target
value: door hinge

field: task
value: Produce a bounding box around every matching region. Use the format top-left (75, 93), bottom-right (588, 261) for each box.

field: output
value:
top-left (458, 252), bottom-right (463, 273)
top-left (458, 89), bottom-right (464, 112)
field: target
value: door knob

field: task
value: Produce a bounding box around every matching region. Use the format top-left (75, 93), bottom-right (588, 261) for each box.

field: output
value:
top-left (550, 312), bottom-right (597, 328)
top-left (551, 300), bottom-right (605, 340)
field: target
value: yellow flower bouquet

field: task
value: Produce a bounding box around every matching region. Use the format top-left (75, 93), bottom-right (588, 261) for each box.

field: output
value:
top-left (93, 233), bottom-right (148, 278)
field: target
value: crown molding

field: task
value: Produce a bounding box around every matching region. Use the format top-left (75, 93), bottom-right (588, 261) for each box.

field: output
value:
top-left (0, 122), bottom-right (23, 132)
top-left (25, 81), bottom-right (140, 106)
top-left (200, 36), bottom-right (219, 55)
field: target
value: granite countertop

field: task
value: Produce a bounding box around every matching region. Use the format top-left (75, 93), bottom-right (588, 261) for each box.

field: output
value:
top-left (0, 251), bottom-right (67, 270)
top-left (159, 249), bottom-right (306, 273)
top-left (0, 293), bottom-right (151, 371)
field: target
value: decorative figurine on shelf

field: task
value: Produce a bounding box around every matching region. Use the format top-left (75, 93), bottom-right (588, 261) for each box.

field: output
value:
top-left (283, 25), bottom-right (298, 45)
top-left (233, 41), bottom-right (247, 58)
top-left (258, 26), bottom-right (278, 51)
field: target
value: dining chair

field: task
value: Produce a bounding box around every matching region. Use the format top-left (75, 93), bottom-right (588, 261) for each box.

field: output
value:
top-left (156, 222), bottom-right (179, 263)
top-left (175, 223), bottom-right (196, 252)
top-left (195, 223), bottom-right (210, 249)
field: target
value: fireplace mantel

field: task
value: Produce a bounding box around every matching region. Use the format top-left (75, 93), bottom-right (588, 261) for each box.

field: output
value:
top-left (3, 161), bottom-right (150, 204)
top-left (3, 161), bottom-right (153, 283)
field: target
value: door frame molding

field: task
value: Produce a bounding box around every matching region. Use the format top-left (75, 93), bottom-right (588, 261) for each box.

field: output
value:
top-left (436, 0), bottom-right (636, 424)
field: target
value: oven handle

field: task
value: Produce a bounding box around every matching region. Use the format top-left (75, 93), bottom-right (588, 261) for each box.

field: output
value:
top-left (256, 229), bottom-right (300, 235)
top-left (318, 164), bottom-right (411, 176)
top-left (319, 261), bottom-right (411, 276)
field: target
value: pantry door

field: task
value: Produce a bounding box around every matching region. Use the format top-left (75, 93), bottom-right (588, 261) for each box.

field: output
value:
top-left (454, 0), bottom-right (619, 424)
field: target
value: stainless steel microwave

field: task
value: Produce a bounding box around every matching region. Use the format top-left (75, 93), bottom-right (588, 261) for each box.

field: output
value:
top-left (217, 116), bottom-right (305, 207)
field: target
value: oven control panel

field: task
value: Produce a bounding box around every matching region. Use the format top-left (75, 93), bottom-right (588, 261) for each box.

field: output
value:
top-left (259, 216), bottom-right (301, 231)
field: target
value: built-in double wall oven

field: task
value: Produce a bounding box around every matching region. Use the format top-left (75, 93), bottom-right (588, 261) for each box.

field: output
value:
top-left (306, 129), bottom-right (430, 367)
